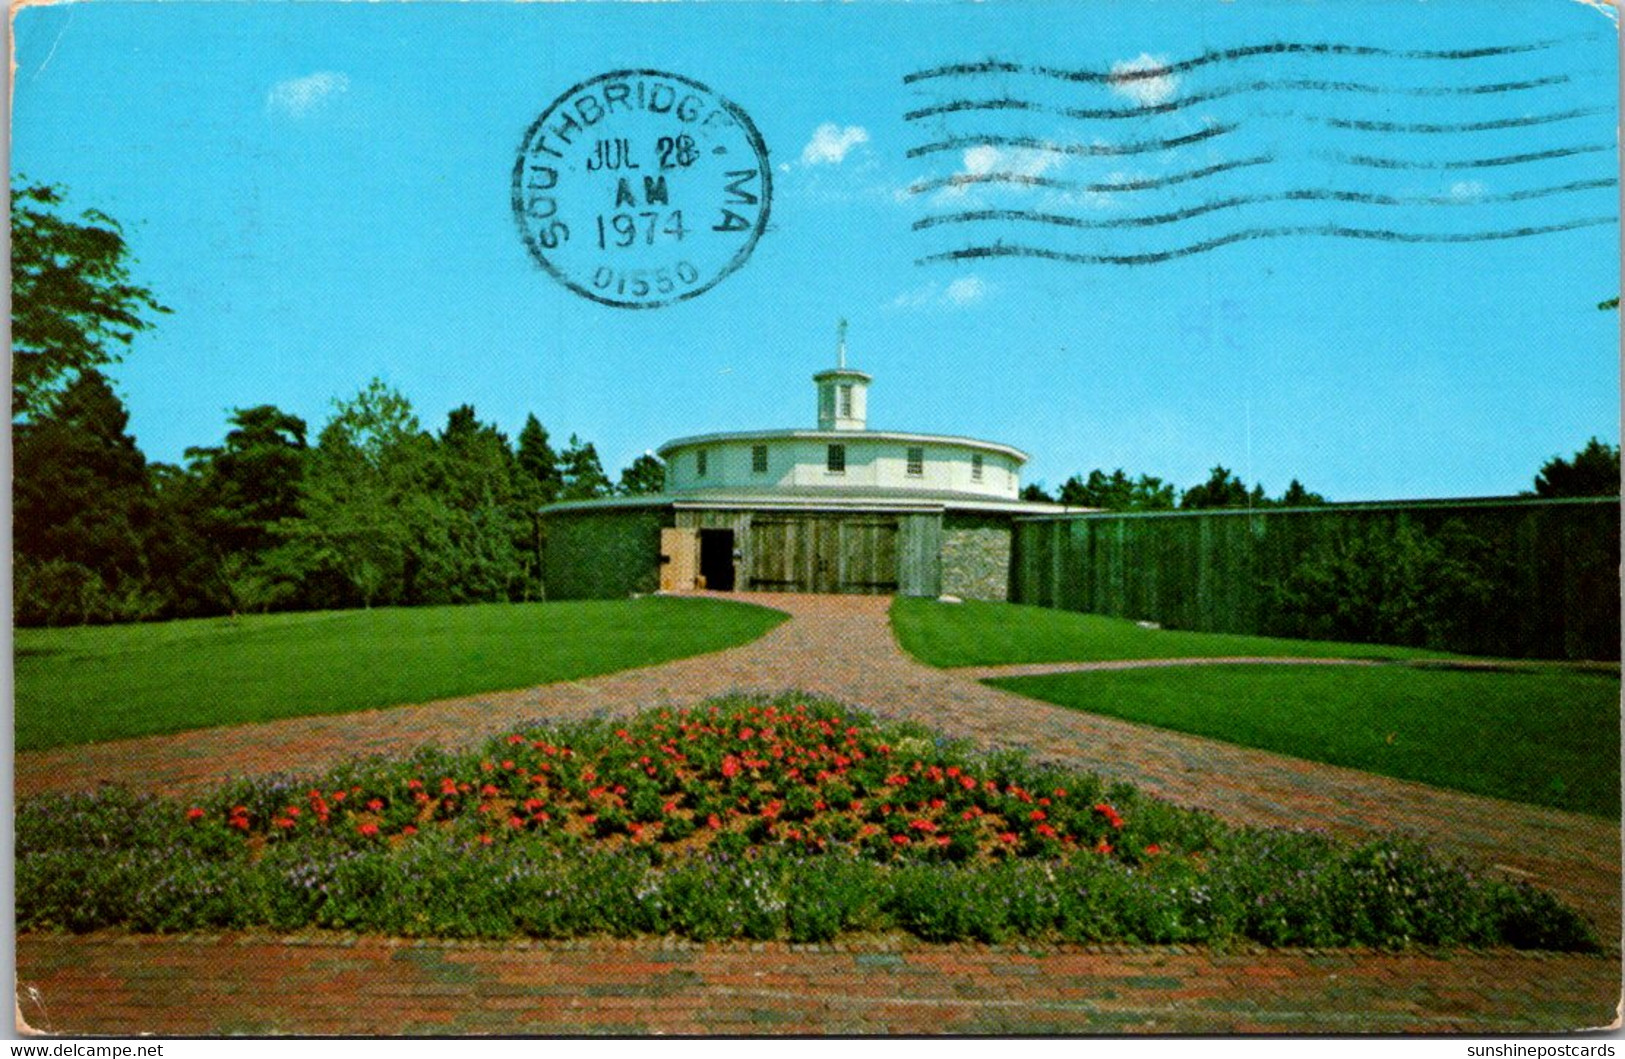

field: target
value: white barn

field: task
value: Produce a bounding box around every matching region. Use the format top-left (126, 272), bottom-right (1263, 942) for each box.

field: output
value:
top-left (538, 340), bottom-right (1068, 599)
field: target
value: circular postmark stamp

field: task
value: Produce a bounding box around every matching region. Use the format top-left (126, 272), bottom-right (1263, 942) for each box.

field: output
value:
top-left (512, 70), bottom-right (772, 309)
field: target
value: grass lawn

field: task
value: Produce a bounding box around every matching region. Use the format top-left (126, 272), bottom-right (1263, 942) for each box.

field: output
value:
top-left (891, 598), bottom-right (1451, 668)
top-left (989, 665), bottom-right (1621, 818)
top-left (14, 597), bottom-right (786, 751)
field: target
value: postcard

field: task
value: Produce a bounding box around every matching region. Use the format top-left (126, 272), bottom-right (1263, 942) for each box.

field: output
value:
top-left (11, 0), bottom-right (1621, 1038)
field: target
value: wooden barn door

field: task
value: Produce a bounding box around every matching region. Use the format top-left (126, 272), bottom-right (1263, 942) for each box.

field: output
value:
top-left (749, 518), bottom-right (804, 592)
top-left (748, 515), bottom-right (899, 594)
top-left (810, 519), bottom-right (840, 593)
top-left (838, 519), bottom-right (899, 594)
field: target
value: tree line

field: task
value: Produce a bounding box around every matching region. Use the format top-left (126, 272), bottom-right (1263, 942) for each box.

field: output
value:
top-left (13, 181), bottom-right (1620, 625)
top-left (1020, 467), bottom-right (1327, 510)
top-left (1022, 440), bottom-right (1619, 512)
top-left (14, 372), bottom-right (665, 625)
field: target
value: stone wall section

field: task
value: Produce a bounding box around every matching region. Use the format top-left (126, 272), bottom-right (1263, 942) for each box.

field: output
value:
top-left (940, 514), bottom-right (1012, 601)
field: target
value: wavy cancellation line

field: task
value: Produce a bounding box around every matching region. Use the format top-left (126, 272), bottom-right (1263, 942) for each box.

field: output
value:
top-left (913, 181), bottom-right (1621, 234)
top-left (903, 37), bottom-right (1579, 86)
top-left (906, 125), bottom-right (1234, 161)
top-left (916, 216), bottom-right (1619, 267)
top-left (905, 87), bottom-right (1591, 126)
top-left (907, 157), bottom-right (1275, 198)
top-left (1335, 143), bottom-right (1614, 170)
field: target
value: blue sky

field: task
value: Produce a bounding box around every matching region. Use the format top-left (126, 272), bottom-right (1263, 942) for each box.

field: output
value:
top-left (12, 0), bottom-right (1619, 500)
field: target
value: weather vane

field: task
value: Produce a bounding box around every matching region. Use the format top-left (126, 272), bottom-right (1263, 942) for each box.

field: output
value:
top-left (836, 318), bottom-right (848, 369)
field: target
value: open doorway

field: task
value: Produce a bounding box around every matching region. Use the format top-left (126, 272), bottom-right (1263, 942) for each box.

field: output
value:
top-left (698, 529), bottom-right (736, 591)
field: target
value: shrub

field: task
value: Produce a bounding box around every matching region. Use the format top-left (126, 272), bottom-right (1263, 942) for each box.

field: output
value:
top-left (1269, 518), bottom-right (1505, 650)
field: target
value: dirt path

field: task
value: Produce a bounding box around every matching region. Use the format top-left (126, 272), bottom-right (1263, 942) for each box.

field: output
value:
top-left (15, 593), bottom-right (1621, 1035)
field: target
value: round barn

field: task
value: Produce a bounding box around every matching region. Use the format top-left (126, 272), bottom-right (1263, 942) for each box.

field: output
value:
top-left (536, 339), bottom-right (1067, 600)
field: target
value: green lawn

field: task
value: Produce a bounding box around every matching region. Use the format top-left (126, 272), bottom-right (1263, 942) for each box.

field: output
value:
top-left (14, 598), bottom-right (787, 751)
top-left (989, 665), bottom-right (1620, 818)
top-left (891, 598), bottom-right (1450, 668)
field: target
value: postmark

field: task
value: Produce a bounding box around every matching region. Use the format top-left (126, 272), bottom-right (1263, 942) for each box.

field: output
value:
top-left (512, 69), bottom-right (772, 309)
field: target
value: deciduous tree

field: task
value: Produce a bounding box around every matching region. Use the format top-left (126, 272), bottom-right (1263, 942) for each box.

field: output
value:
top-left (11, 183), bottom-right (169, 422)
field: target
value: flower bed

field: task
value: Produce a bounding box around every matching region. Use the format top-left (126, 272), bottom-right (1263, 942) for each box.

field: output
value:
top-left (17, 695), bottom-right (1598, 949)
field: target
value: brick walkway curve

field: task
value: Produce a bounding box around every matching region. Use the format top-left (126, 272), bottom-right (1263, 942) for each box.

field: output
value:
top-left (15, 593), bottom-right (1622, 1035)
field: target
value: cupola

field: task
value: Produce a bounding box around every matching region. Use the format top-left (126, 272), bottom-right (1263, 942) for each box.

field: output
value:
top-left (813, 319), bottom-right (871, 431)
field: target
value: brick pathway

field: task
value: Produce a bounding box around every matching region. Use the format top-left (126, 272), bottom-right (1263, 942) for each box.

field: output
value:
top-left (15, 935), bottom-right (1618, 1035)
top-left (15, 593), bottom-right (1622, 1035)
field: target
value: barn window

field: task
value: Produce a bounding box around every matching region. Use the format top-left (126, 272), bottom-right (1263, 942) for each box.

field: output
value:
top-left (827, 444), bottom-right (846, 473)
top-left (752, 444), bottom-right (768, 474)
top-left (838, 384), bottom-right (853, 418)
top-left (906, 447), bottom-right (924, 477)
top-left (971, 453), bottom-right (984, 481)
top-left (696, 449), bottom-right (709, 477)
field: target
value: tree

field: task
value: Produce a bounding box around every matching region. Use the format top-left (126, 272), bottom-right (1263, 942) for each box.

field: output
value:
top-left (515, 414), bottom-right (563, 505)
top-left (1179, 466), bottom-right (1257, 510)
top-left (11, 183), bottom-right (169, 422)
top-left (618, 453), bottom-right (666, 495)
top-left (184, 405), bottom-right (310, 556)
top-left (13, 370), bottom-right (164, 623)
top-left (1020, 483), bottom-right (1054, 502)
top-left (1279, 479), bottom-right (1326, 507)
top-left (288, 379), bottom-right (434, 608)
top-left (1057, 469), bottom-right (1177, 510)
top-left (1532, 438), bottom-right (1620, 498)
top-left (559, 434), bottom-right (612, 500)
top-left (424, 404), bottom-right (524, 603)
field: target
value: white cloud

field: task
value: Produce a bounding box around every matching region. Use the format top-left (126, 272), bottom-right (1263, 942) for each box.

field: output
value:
top-left (889, 276), bottom-right (991, 310)
top-left (1450, 181), bottom-right (1486, 202)
top-left (933, 143), bottom-right (1064, 204)
top-left (944, 276), bottom-right (988, 306)
top-left (1109, 53), bottom-right (1179, 107)
top-left (267, 71), bottom-right (351, 117)
top-left (799, 123), bottom-right (871, 166)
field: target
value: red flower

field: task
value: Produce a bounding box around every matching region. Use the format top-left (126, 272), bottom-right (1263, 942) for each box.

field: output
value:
top-left (478, 834), bottom-right (494, 846)
top-left (999, 832), bottom-right (1018, 845)
top-left (891, 834), bottom-right (911, 846)
top-left (1029, 809), bottom-right (1047, 822)
top-left (402, 825), bottom-right (418, 836)
top-left (1144, 844), bottom-right (1163, 856)
top-left (366, 799), bottom-right (384, 812)
top-left (508, 816), bottom-right (525, 830)
top-left (357, 822), bottom-right (380, 837)
top-left (185, 807), bottom-right (205, 821)
top-left (274, 817), bottom-right (296, 830)
top-left (907, 818), bottom-right (937, 833)
top-left (707, 814), bottom-right (722, 830)
top-left (1095, 838), bottom-right (1113, 855)
top-left (721, 755), bottom-right (742, 778)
